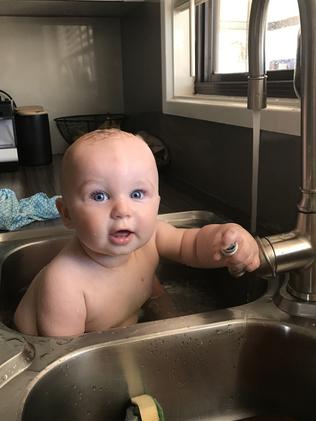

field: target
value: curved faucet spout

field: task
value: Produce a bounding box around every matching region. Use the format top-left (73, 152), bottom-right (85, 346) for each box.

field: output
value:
top-left (248, 0), bottom-right (316, 305)
top-left (247, 0), bottom-right (269, 110)
top-left (248, 0), bottom-right (316, 197)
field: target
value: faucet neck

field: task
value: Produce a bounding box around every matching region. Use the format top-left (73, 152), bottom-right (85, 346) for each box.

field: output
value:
top-left (247, 0), bottom-right (269, 111)
top-left (248, 0), bottom-right (269, 79)
top-left (249, 0), bottom-right (316, 304)
top-left (297, 0), bottom-right (316, 196)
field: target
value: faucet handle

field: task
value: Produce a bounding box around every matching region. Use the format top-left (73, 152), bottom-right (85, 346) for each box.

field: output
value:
top-left (221, 243), bottom-right (246, 277)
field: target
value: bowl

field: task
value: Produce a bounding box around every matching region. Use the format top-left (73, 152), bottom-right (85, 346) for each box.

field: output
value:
top-left (54, 114), bottom-right (125, 144)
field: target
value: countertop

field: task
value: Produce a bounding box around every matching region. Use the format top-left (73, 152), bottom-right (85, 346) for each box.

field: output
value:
top-left (0, 154), bottom-right (214, 232)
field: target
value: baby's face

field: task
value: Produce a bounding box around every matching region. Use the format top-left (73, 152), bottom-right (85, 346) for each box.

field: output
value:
top-left (60, 132), bottom-right (160, 258)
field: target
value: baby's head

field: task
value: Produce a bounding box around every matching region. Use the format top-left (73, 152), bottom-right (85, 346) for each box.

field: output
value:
top-left (57, 129), bottom-right (161, 257)
top-left (60, 128), bottom-right (159, 197)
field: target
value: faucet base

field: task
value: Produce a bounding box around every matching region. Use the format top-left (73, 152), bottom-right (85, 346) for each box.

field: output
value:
top-left (274, 280), bottom-right (316, 318)
top-left (287, 280), bottom-right (316, 301)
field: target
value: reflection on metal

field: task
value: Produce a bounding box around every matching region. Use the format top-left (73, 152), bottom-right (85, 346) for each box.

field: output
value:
top-left (16, 320), bottom-right (316, 421)
top-left (248, 0), bottom-right (316, 309)
top-left (0, 337), bottom-right (34, 389)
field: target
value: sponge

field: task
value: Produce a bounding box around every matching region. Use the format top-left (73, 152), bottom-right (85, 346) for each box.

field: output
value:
top-left (124, 394), bottom-right (165, 421)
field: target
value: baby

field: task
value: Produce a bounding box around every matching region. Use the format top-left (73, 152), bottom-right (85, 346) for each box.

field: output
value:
top-left (14, 129), bottom-right (260, 337)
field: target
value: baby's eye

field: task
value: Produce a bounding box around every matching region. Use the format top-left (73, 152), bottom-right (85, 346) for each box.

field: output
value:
top-left (130, 190), bottom-right (145, 200)
top-left (90, 191), bottom-right (109, 202)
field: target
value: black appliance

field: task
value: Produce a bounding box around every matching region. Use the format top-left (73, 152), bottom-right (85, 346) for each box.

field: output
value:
top-left (0, 96), bottom-right (18, 163)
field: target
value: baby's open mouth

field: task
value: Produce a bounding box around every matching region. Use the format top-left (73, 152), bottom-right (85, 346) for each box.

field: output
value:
top-left (110, 230), bottom-right (134, 245)
top-left (113, 230), bottom-right (131, 237)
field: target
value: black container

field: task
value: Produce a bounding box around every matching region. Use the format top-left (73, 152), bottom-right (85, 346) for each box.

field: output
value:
top-left (15, 109), bottom-right (52, 166)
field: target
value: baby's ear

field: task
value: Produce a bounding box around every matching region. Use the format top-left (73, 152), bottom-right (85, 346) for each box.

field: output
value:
top-left (56, 197), bottom-right (73, 229)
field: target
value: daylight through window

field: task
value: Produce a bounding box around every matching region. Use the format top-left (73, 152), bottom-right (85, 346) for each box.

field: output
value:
top-left (173, 0), bottom-right (300, 97)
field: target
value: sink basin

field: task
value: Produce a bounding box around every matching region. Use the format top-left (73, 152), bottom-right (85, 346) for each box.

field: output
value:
top-left (0, 236), bottom-right (267, 329)
top-left (19, 319), bottom-right (316, 420)
top-left (0, 209), bottom-right (274, 421)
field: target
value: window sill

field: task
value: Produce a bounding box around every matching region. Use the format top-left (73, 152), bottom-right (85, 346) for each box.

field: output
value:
top-left (162, 95), bottom-right (300, 136)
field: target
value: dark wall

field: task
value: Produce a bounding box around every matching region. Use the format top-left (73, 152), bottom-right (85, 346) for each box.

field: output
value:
top-left (124, 112), bottom-right (301, 234)
top-left (121, 2), bottom-right (302, 235)
top-left (121, 1), bottom-right (162, 114)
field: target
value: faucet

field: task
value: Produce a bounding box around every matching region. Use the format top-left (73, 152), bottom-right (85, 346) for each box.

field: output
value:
top-left (248, 0), bottom-right (316, 316)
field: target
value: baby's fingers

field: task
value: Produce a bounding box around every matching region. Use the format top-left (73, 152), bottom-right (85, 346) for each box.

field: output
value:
top-left (228, 264), bottom-right (246, 278)
top-left (244, 255), bottom-right (261, 272)
top-left (220, 224), bottom-right (240, 250)
top-left (229, 254), bottom-right (260, 278)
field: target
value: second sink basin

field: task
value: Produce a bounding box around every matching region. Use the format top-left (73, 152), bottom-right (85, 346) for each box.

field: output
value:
top-left (19, 319), bottom-right (315, 420)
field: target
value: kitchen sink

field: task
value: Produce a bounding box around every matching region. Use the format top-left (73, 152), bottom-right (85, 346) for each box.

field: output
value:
top-left (19, 319), bottom-right (316, 421)
top-left (0, 211), bottom-right (267, 329)
top-left (0, 211), bottom-right (292, 421)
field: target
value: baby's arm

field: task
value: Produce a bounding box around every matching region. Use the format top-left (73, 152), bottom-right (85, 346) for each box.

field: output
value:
top-left (36, 272), bottom-right (86, 337)
top-left (155, 220), bottom-right (260, 272)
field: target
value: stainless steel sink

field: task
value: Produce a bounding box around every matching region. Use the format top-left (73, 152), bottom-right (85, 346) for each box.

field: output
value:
top-left (1, 211), bottom-right (307, 421)
top-left (18, 319), bottom-right (316, 421)
top-left (0, 211), bottom-right (267, 328)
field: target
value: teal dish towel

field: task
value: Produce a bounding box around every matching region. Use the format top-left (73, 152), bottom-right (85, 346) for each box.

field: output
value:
top-left (0, 189), bottom-right (60, 231)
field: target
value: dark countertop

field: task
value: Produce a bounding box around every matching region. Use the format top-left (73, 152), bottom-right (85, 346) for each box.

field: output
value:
top-left (0, 157), bottom-right (62, 199)
top-left (0, 154), bottom-right (214, 232)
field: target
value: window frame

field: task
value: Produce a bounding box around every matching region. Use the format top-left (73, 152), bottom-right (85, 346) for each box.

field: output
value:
top-left (194, 0), bottom-right (296, 98)
top-left (160, 0), bottom-right (300, 136)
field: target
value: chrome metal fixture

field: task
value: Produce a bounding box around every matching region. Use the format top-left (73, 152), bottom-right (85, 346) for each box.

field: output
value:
top-left (248, 0), bottom-right (316, 314)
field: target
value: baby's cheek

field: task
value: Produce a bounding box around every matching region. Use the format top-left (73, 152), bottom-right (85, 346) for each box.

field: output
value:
top-left (78, 214), bottom-right (103, 237)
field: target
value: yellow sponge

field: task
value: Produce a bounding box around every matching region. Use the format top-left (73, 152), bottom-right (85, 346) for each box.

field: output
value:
top-left (130, 394), bottom-right (162, 421)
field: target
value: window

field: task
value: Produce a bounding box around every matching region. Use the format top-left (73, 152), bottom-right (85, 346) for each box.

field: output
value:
top-left (162, 0), bottom-right (301, 136)
top-left (174, 0), bottom-right (300, 97)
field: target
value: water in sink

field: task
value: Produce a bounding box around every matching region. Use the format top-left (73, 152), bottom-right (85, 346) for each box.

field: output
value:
top-left (0, 236), bottom-right (267, 330)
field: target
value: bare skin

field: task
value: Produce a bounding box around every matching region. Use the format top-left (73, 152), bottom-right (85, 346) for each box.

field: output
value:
top-left (14, 129), bottom-right (260, 337)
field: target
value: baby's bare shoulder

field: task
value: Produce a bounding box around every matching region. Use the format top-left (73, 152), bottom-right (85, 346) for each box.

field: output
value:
top-left (36, 253), bottom-right (85, 294)
top-left (34, 254), bottom-right (87, 336)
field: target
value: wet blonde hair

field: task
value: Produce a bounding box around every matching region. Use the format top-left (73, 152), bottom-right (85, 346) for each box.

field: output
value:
top-left (73, 128), bottom-right (141, 145)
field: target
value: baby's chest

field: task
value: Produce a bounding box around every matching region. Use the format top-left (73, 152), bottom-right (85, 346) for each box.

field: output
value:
top-left (84, 255), bottom-right (157, 320)
top-left (111, 259), bottom-right (156, 297)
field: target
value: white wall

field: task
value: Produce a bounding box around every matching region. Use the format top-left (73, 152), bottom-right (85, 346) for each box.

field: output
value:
top-left (0, 16), bottom-right (124, 154)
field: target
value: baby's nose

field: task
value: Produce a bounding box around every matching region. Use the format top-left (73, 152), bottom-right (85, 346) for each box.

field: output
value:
top-left (110, 197), bottom-right (131, 219)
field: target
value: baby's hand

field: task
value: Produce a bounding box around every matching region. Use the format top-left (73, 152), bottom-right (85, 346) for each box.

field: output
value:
top-left (213, 223), bottom-right (260, 276)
